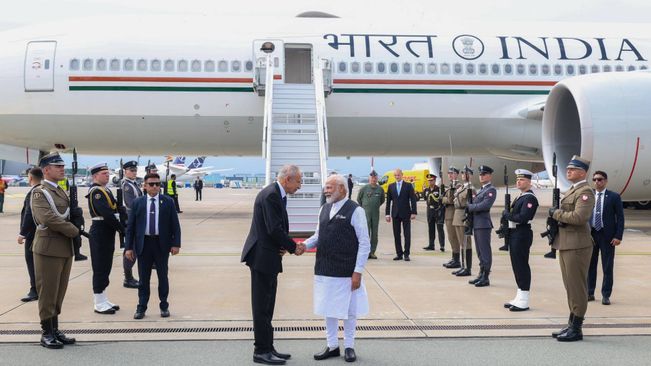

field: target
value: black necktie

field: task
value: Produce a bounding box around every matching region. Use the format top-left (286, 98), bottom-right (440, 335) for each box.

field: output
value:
top-left (283, 196), bottom-right (287, 208)
top-left (149, 198), bottom-right (156, 235)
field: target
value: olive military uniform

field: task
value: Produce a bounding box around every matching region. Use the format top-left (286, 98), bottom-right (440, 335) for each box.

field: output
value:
top-left (441, 173), bottom-right (461, 268)
top-left (453, 179), bottom-right (474, 276)
top-left (357, 181), bottom-right (385, 257)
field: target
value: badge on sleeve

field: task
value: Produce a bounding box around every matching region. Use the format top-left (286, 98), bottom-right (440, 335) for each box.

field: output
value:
top-left (527, 203), bottom-right (533, 208)
top-left (95, 193), bottom-right (101, 199)
top-left (488, 192), bottom-right (493, 197)
top-left (33, 192), bottom-right (41, 199)
top-left (581, 195), bottom-right (588, 201)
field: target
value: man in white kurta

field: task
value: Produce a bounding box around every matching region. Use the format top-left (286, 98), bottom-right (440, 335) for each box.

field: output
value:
top-left (305, 175), bottom-right (371, 362)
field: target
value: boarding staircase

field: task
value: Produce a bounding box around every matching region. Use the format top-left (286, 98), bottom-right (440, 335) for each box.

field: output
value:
top-left (255, 55), bottom-right (332, 234)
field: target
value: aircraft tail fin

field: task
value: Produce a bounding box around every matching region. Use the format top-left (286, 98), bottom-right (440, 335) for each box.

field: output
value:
top-left (173, 156), bottom-right (186, 165)
top-left (187, 156), bottom-right (206, 170)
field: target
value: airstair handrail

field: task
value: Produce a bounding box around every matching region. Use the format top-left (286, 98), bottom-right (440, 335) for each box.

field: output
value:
top-left (262, 55), bottom-right (275, 185)
top-left (313, 58), bottom-right (330, 186)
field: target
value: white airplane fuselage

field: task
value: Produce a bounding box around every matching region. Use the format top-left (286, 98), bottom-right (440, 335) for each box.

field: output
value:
top-left (1, 15), bottom-right (648, 162)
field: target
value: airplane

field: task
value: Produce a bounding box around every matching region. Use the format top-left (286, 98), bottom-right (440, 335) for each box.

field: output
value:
top-left (0, 13), bottom-right (650, 202)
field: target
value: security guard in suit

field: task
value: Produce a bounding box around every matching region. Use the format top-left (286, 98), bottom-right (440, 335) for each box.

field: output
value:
top-left (121, 160), bottom-right (141, 288)
top-left (442, 167), bottom-right (461, 268)
top-left (466, 165), bottom-right (497, 287)
top-left (502, 169), bottom-right (539, 311)
top-left (86, 163), bottom-right (126, 315)
top-left (550, 155), bottom-right (595, 342)
top-left (31, 152), bottom-right (81, 349)
top-left (356, 170), bottom-right (385, 259)
top-left (422, 174), bottom-right (445, 252)
top-left (452, 167), bottom-right (474, 277)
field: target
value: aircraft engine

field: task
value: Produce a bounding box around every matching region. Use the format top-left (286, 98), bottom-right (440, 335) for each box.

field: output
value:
top-left (542, 71), bottom-right (651, 200)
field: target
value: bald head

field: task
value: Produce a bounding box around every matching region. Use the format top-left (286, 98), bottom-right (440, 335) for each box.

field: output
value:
top-left (394, 168), bottom-right (403, 182)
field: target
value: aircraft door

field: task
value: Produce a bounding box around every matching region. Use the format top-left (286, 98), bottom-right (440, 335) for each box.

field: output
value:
top-left (253, 39), bottom-right (284, 83)
top-left (285, 44), bottom-right (312, 84)
top-left (24, 41), bottom-right (57, 92)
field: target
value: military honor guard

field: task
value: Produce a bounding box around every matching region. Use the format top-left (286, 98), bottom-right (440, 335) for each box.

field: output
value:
top-left (466, 165), bottom-right (496, 287)
top-left (451, 167), bottom-right (474, 276)
top-left (549, 155), bottom-right (595, 342)
top-left (305, 175), bottom-right (370, 363)
top-left (502, 169), bottom-right (539, 311)
top-left (86, 163), bottom-right (126, 314)
top-left (30, 153), bottom-right (82, 349)
top-left (442, 167), bottom-right (461, 268)
top-left (356, 170), bottom-right (385, 259)
top-left (121, 160), bottom-right (142, 289)
top-left (422, 173), bottom-right (446, 252)
top-left (17, 167), bottom-right (43, 302)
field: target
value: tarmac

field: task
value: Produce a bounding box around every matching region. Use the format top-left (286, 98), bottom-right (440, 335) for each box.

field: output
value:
top-left (1, 186), bottom-right (650, 364)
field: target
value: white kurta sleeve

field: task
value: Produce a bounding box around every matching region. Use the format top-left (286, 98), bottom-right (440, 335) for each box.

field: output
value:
top-left (303, 206), bottom-right (323, 249)
top-left (352, 206), bottom-right (371, 273)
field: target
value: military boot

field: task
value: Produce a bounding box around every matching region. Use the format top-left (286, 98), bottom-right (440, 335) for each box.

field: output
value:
top-left (52, 316), bottom-right (76, 345)
top-left (475, 269), bottom-right (490, 287)
top-left (557, 315), bottom-right (584, 342)
top-left (469, 267), bottom-right (484, 285)
top-left (123, 269), bottom-right (140, 289)
top-left (552, 313), bottom-right (574, 338)
top-left (455, 250), bottom-right (472, 277)
top-left (443, 253), bottom-right (461, 268)
top-left (40, 318), bottom-right (63, 349)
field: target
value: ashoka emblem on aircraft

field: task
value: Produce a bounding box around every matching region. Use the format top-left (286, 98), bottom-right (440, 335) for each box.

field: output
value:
top-left (452, 34), bottom-right (484, 60)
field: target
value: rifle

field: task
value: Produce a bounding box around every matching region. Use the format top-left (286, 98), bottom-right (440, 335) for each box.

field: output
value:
top-left (462, 165), bottom-right (474, 236)
top-left (497, 165), bottom-right (510, 251)
top-left (541, 153), bottom-right (560, 258)
top-left (437, 169), bottom-right (445, 221)
top-left (70, 149), bottom-right (89, 238)
top-left (116, 159), bottom-right (126, 248)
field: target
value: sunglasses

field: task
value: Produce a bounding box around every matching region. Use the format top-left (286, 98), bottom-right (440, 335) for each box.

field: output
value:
top-left (592, 178), bottom-right (604, 182)
top-left (146, 182), bottom-right (161, 186)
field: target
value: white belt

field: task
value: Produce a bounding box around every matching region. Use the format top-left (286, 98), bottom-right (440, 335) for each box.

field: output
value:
top-left (92, 217), bottom-right (104, 221)
top-left (508, 220), bottom-right (532, 228)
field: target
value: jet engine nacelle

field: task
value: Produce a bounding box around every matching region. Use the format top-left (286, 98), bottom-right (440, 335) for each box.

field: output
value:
top-left (542, 71), bottom-right (651, 200)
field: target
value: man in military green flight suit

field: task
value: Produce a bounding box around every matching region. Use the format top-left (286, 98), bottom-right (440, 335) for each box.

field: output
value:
top-left (357, 170), bottom-right (385, 259)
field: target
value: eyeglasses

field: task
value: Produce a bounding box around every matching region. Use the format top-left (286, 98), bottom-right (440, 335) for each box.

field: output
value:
top-left (146, 182), bottom-right (161, 186)
top-left (592, 178), bottom-right (604, 182)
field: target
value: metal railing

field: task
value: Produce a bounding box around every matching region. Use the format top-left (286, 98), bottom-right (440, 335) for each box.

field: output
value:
top-left (261, 55), bottom-right (275, 185)
top-left (313, 58), bottom-right (330, 186)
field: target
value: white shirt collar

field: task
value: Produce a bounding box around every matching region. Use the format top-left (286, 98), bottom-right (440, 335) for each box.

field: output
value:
top-left (276, 181), bottom-right (286, 199)
top-left (147, 193), bottom-right (159, 200)
top-left (44, 179), bottom-right (59, 188)
top-left (595, 188), bottom-right (606, 194)
top-left (482, 183), bottom-right (492, 189)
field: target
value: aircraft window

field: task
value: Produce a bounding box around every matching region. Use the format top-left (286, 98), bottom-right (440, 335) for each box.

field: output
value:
top-left (516, 64), bottom-right (525, 75)
top-left (338, 61), bottom-right (347, 73)
top-left (578, 65), bottom-right (587, 74)
top-left (441, 63), bottom-right (450, 74)
top-left (641, 65), bottom-right (648, 70)
top-left (603, 65), bottom-right (612, 72)
top-left (591, 65), bottom-right (599, 73)
top-left (615, 65), bottom-right (624, 72)
top-left (491, 64), bottom-right (500, 74)
top-left (245, 60), bottom-right (253, 71)
top-left (504, 64), bottom-right (513, 74)
top-left (529, 64), bottom-right (537, 75)
top-left (164, 59), bottom-right (175, 72)
top-left (151, 59), bottom-right (161, 71)
top-left (377, 62), bottom-right (386, 73)
top-left (466, 63), bottom-right (475, 74)
top-left (453, 63), bottom-right (462, 74)
top-left (553, 64), bottom-right (562, 75)
top-left (96, 59), bottom-right (107, 71)
top-left (363, 62), bottom-right (373, 73)
top-left (415, 63), bottom-right (425, 74)
top-left (137, 59), bottom-right (147, 71)
top-left (351, 62), bottom-right (360, 73)
top-left (83, 59), bottom-right (93, 71)
top-left (218, 60), bottom-right (228, 72)
top-left (627, 65), bottom-right (636, 71)
top-left (427, 63), bottom-right (437, 74)
top-left (178, 60), bottom-right (188, 72)
top-left (124, 59), bottom-right (134, 71)
top-left (191, 60), bottom-right (202, 72)
top-left (402, 62), bottom-right (412, 73)
top-left (110, 59), bottom-right (120, 71)
top-left (390, 62), bottom-right (399, 73)
top-left (205, 60), bottom-right (215, 72)
top-left (566, 65), bottom-right (575, 75)
top-left (69, 59), bottom-right (80, 70)
top-left (45, 60), bottom-right (50, 70)
top-left (479, 63), bottom-right (487, 75)
top-left (541, 64), bottom-right (550, 75)
top-left (232, 60), bottom-right (241, 72)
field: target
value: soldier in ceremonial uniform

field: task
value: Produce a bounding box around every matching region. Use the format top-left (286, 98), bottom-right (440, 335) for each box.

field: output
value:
top-left (121, 160), bottom-right (141, 288)
top-left (356, 170), bottom-right (385, 259)
top-left (86, 163), bottom-right (126, 314)
top-left (422, 174), bottom-right (445, 252)
top-left (502, 169), bottom-right (539, 311)
top-left (442, 167), bottom-right (461, 269)
top-left (466, 165), bottom-right (496, 287)
top-left (31, 152), bottom-right (81, 349)
top-left (452, 167), bottom-right (474, 277)
top-left (550, 155), bottom-right (595, 342)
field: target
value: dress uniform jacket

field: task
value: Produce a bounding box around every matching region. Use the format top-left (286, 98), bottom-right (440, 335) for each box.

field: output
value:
top-left (441, 182), bottom-right (458, 221)
top-left (467, 183), bottom-right (497, 229)
top-left (452, 183), bottom-right (474, 226)
top-left (31, 183), bottom-right (79, 257)
top-left (552, 182), bottom-right (595, 250)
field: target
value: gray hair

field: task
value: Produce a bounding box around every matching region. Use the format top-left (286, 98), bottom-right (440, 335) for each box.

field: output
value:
top-left (327, 174), bottom-right (348, 196)
top-left (277, 164), bottom-right (301, 180)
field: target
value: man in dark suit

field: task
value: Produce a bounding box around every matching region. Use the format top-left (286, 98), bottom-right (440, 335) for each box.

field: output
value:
top-left (193, 177), bottom-right (204, 201)
top-left (17, 167), bottom-right (43, 302)
top-left (385, 168), bottom-right (417, 261)
top-left (125, 172), bottom-right (181, 320)
top-left (347, 174), bottom-right (354, 199)
top-left (241, 164), bottom-right (305, 365)
top-left (588, 170), bottom-right (624, 305)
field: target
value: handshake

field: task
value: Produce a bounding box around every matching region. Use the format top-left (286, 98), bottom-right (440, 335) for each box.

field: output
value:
top-left (279, 242), bottom-right (306, 257)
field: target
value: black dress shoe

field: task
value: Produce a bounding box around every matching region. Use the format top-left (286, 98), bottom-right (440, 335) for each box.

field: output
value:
top-left (588, 294), bottom-right (595, 301)
top-left (455, 268), bottom-right (471, 277)
top-left (445, 261), bottom-right (461, 269)
top-left (498, 244), bottom-right (509, 251)
top-left (74, 254), bottom-right (88, 262)
top-left (393, 256), bottom-right (403, 261)
top-left (440, 247), bottom-right (445, 252)
top-left (133, 311), bottom-right (145, 320)
top-left (423, 246), bottom-right (435, 250)
top-left (602, 297), bottom-right (611, 305)
top-left (404, 255), bottom-right (411, 262)
top-left (344, 348), bottom-right (356, 362)
top-left (21, 289), bottom-right (38, 302)
top-left (314, 346), bottom-right (340, 360)
top-left (254, 352), bottom-right (286, 365)
top-left (544, 250), bottom-right (556, 259)
top-left (271, 348), bottom-right (291, 360)
top-left (160, 309), bottom-right (170, 318)
top-left (368, 254), bottom-right (377, 260)
top-left (123, 278), bottom-right (140, 289)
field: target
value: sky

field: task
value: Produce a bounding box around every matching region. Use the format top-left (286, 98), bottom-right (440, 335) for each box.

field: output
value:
top-left (2, 1), bottom-right (650, 175)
